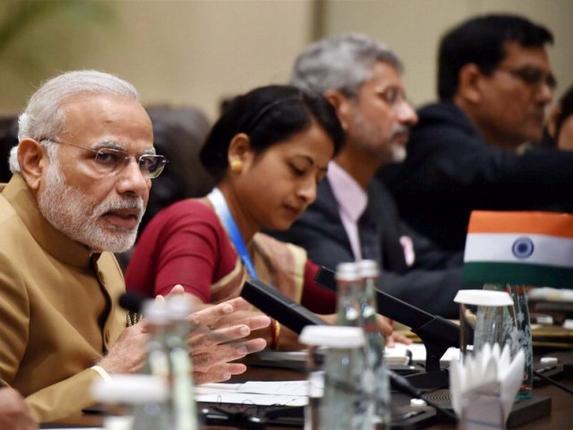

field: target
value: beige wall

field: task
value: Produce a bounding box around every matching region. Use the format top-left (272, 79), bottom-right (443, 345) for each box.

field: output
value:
top-left (0, 0), bottom-right (571, 118)
top-left (323, 0), bottom-right (573, 107)
top-left (0, 0), bottom-right (315, 118)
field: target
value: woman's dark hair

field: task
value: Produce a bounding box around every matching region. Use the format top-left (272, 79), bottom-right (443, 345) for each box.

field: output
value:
top-left (200, 85), bottom-right (344, 182)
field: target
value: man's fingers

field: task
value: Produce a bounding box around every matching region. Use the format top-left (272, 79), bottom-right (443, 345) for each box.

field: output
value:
top-left (242, 337), bottom-right (267, 354)
top-left (222, 297), bottom-right (252, 312)
top-left (388, 332), bottom-right (412, 345)
top-left (189, 321), bottom-right (255, 349)
top-left (191, 337), bottom-right (267, 372)
top-left (193, 363), bottom-right (247, 385)
top-left (97, 324), bottom-right (148, 374)
top-left (245, 315), bottom-right (271, 331)
top-left (192, 343), bottom-right (248, 372)
top-left (376, 315), bottom-right (393, 336)
top-left (0, 388), bottom-right (37, 430)
top-left (189, 301), bottom-right (234, 327)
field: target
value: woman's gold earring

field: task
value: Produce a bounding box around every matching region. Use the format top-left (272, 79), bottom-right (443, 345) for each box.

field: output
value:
top-left (230, 159), bottom-right (243, 173)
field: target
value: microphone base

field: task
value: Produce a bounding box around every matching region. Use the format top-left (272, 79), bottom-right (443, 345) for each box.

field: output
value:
top-left (403, 369), bottom-right (450, 391)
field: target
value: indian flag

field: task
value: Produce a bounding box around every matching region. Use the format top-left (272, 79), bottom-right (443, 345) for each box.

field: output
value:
top-left (464, 211), bottom-right (573, 288)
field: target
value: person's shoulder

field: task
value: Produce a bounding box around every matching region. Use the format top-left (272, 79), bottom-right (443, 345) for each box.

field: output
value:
top-left (412, 101), bottom-right (484, 152)
top-left (0, 192), bottom-right (15, 225)
top-left (136, 198), bottom-right (220, 246)
top-left (416, 101), bottom-right (476, 134)
top-left (150, 198), bottom-right (219, 226)
top-left (0, 194), bottom-right (28, 249)
top-left (417, 101), bottom-right (463, 122)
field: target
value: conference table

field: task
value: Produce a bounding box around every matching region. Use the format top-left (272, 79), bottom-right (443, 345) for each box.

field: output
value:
top-left (43, 349), bottom-right (573, 430)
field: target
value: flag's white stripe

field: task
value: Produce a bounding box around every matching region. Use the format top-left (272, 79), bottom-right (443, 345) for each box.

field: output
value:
top-left (464, 233), bottom-right (573, 268)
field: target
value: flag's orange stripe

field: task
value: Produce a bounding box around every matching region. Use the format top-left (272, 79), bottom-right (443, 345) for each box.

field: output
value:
top-left (468, 211), bottom-right (573, 238)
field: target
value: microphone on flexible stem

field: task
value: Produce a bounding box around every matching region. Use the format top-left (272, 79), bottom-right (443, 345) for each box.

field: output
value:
top-left (314, 266), bottom-right (461, 390)
top-left (240, 279), bottom-right (326, 334)
top-left (314, 266), bottom-right (460, 369)
top-left (239, 278), bottom-right (458, 421)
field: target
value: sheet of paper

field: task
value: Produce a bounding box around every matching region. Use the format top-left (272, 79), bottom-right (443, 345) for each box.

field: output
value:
top-left (195, 380), bottom-right (309, 406)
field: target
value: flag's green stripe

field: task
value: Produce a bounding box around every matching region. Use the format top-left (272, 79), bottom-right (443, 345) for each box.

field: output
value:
top-left (464, 262), bottom-right (573, 288)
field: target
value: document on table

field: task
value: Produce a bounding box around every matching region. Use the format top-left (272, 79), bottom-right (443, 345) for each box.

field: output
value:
top-left (195, 380), bottom-right (310, 406)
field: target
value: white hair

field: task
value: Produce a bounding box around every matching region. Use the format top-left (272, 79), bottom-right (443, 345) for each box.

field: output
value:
top-left (9, 70), bottom-right (139, 173)
top-left (291, 33), bottom-right (403, 97)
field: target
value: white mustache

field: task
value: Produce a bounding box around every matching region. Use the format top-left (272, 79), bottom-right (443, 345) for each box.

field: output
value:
top-left (94, 197), bottom-right (145, 221)
top-left (390, 125), bottom-right (410, 141)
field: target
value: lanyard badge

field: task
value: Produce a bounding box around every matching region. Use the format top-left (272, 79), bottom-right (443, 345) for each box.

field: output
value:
top-left (207, 188), bottom-right (258, 280)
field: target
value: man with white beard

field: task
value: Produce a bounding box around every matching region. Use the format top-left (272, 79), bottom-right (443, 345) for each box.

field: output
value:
top-left (0, 70), bottom-right (269, 424)
top-left (272, 34), bottom-right (469, 317)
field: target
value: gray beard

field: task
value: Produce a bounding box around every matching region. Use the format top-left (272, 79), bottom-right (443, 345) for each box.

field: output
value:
top-left (349, 110), bottom-right (408, 163)
top-left (37, 162), bottom-right (144, 253)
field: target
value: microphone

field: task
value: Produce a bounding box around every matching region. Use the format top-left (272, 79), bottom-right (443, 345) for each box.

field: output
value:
top-left (315, 266), bottom-right (461, 385)
top-left (240, 279), bottom-right (327, 334)
top-left (119, 291), bottom-right (146, 314)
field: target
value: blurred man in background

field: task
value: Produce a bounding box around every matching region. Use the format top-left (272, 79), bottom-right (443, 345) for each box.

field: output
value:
top-left (380, 14), bottom-right (573, 252)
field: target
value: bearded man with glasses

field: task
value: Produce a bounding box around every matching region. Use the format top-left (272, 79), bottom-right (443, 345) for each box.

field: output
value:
top-left (0, 70), bottom-right (269, 424)
top-left (380, 13), bottom-right (573, 252)
top-left (272, 33), bottom-right (467, 318)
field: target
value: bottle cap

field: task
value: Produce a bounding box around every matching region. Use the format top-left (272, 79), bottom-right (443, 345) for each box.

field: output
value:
top-left (299, 325), bottom-right (365, 348)
top-left (142, 300), bottom-right (170, 325)
top-left (165, 294), bottom-right (193, 321)
top-left (454, 289), bottom-right (513, 307)
top-left (335, 262), bottom-right (360, 282)
top-left (91, 374), bottom-right (168, 404)
top-left (357, 259), bottom-right (379, 278)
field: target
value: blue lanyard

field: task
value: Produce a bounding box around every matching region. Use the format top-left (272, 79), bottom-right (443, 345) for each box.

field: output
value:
top-left (207, 188), bottom-right (258, 280)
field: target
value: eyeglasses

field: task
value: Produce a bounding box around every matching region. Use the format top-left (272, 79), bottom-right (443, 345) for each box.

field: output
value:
top-left (376, 86), bottom-right (409, 108)
top-left (41, 139), bottom-right (168, 179)
top-left (497, 66), bottom-right (557, 90)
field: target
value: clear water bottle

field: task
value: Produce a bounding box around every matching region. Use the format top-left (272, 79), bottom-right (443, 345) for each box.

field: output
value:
top-left (335, 262), bottom-right (362, 327)
top-left (335, 262), bottom-right (375, 429)
top-left (136, 300), bottom-right (173, 429)
top-left (300, 325), bottom-right (366, 430)
top-left (165, 295), bottom-right (199, 430)
top-left (142, 300), bottom-right (171, 378)
top-left (91, 374), bottom-right (170, 430)
top-left (357, 260), bottom-right (391, 428)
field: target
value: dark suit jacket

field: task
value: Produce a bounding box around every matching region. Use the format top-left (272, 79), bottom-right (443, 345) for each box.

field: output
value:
top-left (380, 101), bottom-right (573, 251)
top-left (271, 178), bottom-right (466, 318)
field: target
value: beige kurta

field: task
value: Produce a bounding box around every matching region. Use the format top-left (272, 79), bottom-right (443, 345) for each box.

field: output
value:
top-left (0, 174), bottom-right (127, 422)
